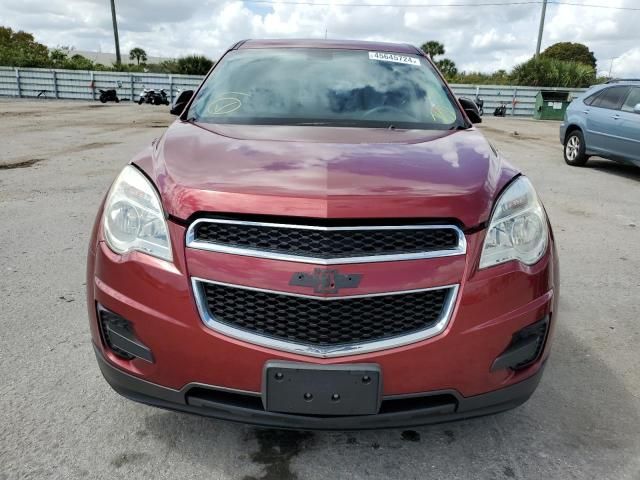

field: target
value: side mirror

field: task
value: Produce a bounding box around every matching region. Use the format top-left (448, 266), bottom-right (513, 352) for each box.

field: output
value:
top-left (458, 97), bottom-right (482, 124)
top-left (170, 90), bottom-right (194, 116)
top-left (634, 103), bottom-right (640, 114)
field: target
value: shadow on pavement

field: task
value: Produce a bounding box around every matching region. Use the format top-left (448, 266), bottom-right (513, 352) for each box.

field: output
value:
top-left (141, 325), bottom-right (640, 480)
top-left (585, 158), bottom-right (640, 182)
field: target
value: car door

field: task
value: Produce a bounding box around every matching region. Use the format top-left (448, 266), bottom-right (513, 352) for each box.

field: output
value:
top-left (616, 87), bottom-right (640, 164)
top-left (585, 86), bottom-right (630, 157)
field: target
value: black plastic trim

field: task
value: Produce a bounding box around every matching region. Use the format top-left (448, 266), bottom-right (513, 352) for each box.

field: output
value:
top-left (94, 344), bottom-right (545, 430)
top-left (97, 305), bottom-right (154, 363)
top-left (492, 316), bottom-right (549, 372)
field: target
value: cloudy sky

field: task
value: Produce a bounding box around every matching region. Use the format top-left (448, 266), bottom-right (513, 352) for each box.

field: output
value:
top-left (1, 0), bottom-right (638, 76)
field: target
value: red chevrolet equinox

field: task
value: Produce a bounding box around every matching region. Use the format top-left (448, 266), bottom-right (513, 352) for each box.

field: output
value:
top-left (87, 39), bottom-right (558, 429)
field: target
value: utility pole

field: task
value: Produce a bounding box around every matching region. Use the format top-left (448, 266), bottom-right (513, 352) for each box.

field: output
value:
top-left (608, 58), bottom-right (616, 78)
top-left (535, 0), bottom-right (548, 56)
top-left (110, 0), bottom-right (122, 65)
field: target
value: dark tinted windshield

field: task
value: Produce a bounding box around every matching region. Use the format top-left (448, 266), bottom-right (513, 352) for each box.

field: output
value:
top-left (188, 48), bottom-right (464, 129)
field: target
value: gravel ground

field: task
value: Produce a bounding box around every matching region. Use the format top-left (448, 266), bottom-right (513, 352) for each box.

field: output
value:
top-left (1, 99), bottom-right (639, 480)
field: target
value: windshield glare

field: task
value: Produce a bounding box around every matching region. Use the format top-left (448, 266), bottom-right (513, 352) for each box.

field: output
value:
top-left (189, 48), bottom-right (463, 130)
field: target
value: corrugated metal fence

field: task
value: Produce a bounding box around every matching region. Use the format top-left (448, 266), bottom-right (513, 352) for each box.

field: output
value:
top-left (0, 67), bottom-right (202, 103)
top-left (0, 66), bottom-right (587, 116)
top-left (450, 84), bottom-right (586, 117)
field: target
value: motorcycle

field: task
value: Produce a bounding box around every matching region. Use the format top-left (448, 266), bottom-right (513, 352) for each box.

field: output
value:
top-left (99, 89), bottom-right (119, 103)
top-left (138, 88), bottom-right (154, 105)
top-left (153, 89), bottom-right (170, 105)
top-left (138, 88), bottom-right (170, 106)
top-left (474, 93), bottom-right (484, 117)
top-left (493, 104), bottom-right (507, 117)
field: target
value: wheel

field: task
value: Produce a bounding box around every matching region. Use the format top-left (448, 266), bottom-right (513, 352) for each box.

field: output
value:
top-left (115, 97), bottom-right (120, 103)
top-left (564, 129), bottom-right (589, 166)
top-left (99, 95), bottom-right (107, 103)
top-left (138, 98), bottom-right (144, 105)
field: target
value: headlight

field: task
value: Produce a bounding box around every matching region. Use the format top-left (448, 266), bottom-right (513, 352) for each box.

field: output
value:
top-left (479, 176), bottom-right (548, 269)
top-left (102, 165), bottom-right (172, 261)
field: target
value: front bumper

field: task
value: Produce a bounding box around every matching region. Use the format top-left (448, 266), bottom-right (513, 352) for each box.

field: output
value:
top-left (87, 216), bottom-right (558, 428)
top-left (95, 344), bottom-right (545, 430)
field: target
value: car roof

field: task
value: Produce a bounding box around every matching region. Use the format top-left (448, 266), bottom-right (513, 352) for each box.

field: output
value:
top-left (236, 38), bottom-right (421, 55)
top-left (605, 79), bottom-right (640, 85)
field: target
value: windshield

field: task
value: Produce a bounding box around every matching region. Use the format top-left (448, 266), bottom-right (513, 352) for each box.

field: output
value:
top-left (188, 48), bottom-right (464, 130)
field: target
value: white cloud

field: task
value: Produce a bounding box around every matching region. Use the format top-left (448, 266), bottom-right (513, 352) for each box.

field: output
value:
top-left (0, 0), bottom-right (638, 76)
top-left (608, 47), bottom-right (640, 78)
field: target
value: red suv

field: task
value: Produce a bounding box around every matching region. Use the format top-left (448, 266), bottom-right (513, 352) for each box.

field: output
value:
top-left (87, 39), bottom-right (558, 429)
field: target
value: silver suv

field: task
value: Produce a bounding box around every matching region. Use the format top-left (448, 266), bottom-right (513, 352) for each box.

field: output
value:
top-left (560, 79), bottom-right (640, 167)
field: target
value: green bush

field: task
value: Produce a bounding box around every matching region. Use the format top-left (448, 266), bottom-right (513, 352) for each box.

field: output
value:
top-left (175, 55), bottom-right (214, 75)
top-left (541, 42), bottom-right (596, 69)
top-left (0, 27), bottom-right (50, 68)
top-left (510, 57), bottom-right (596, 88)
top-left (451, 70), bottom-right (511, 85)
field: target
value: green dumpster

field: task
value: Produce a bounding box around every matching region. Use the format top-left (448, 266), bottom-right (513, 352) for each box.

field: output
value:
top-left (534, 90), bottom-right (573, 120)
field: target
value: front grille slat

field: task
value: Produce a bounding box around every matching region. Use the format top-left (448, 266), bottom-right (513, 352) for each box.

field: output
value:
top-left (198, 282), bottom-right (450, 348)
top-left (189, 219), bottom-right (462, 262)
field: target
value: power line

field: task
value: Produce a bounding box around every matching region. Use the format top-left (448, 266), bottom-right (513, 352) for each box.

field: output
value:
top-left (243, 0), bottom-right (640, 10)
top-left (551, 1), bottom-right (640, 11)
top-left (245, 1), bottom-right (544, 7)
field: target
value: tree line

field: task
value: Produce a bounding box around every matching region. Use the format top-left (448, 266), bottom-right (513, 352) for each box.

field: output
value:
top-left (0, 27), bottom-right (215, 75)
top-left (1, 26), bottom-right (604, 87)
top-left (421, 40), bottom-right (601, 88)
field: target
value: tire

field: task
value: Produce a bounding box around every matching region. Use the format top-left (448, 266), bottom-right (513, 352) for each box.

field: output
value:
top-left (99, 95), bottom-right (107, 103)
top-left (564, 129), bottom-right (589, 166)
top-left (115, 97), bottom-right (120, 103)
top-left (138, 98), bottom-right (144, 105)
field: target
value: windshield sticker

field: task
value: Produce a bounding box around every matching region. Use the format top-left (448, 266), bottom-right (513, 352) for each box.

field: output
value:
top-left (368, 52), bottom-right (420, 66)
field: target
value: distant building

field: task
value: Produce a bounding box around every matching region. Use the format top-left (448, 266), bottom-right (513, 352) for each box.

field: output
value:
top-left (51, 48), bottom-right (173, 66)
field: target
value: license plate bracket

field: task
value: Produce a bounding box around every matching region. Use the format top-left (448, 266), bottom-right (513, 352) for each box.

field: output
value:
top-left (262, 361), bottom-right (382, 416)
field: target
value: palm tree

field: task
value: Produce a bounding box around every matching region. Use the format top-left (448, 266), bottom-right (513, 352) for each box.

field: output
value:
top-left (436, 58), bottom-right (458, 79)
top-left (420, 41), bottom-right (445, 59)
top-left (129, 47), bottom-right (147, 66)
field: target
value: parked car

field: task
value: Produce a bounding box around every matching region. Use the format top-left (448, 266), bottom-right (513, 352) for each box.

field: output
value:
top-left (561, 79), bottom-right (640, 167)
top-left (88, 39), bottom-right (558, 429)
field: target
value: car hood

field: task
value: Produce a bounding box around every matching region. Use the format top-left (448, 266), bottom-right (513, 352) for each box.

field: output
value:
top-left (137, 121), bottom-right (518, 228)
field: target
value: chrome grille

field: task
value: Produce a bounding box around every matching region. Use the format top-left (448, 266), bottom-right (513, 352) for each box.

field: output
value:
top-left (186, 218), bottom-right (465, 264)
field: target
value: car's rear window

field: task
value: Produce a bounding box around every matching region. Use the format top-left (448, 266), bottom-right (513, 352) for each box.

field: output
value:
top-left (591, 86), bottom-right (630, 110)
top-left (188, 48), bottom-right (464, 130)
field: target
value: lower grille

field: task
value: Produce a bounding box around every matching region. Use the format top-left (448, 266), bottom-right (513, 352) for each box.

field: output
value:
top-left (193, 279), bottom-right (457, 357)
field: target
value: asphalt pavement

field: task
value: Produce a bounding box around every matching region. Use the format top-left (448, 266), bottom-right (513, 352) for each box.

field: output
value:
top-left (0, 100), bottom-right (638, 480)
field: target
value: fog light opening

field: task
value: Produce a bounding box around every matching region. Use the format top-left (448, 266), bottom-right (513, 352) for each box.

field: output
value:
top-left (491, 316), bottom-right (549, 372)
top-left (97, 304), bottom-right (154, 363)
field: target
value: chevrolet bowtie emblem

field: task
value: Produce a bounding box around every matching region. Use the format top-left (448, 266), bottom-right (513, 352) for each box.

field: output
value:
top-left (290, 269), bottom-right (362, 294)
